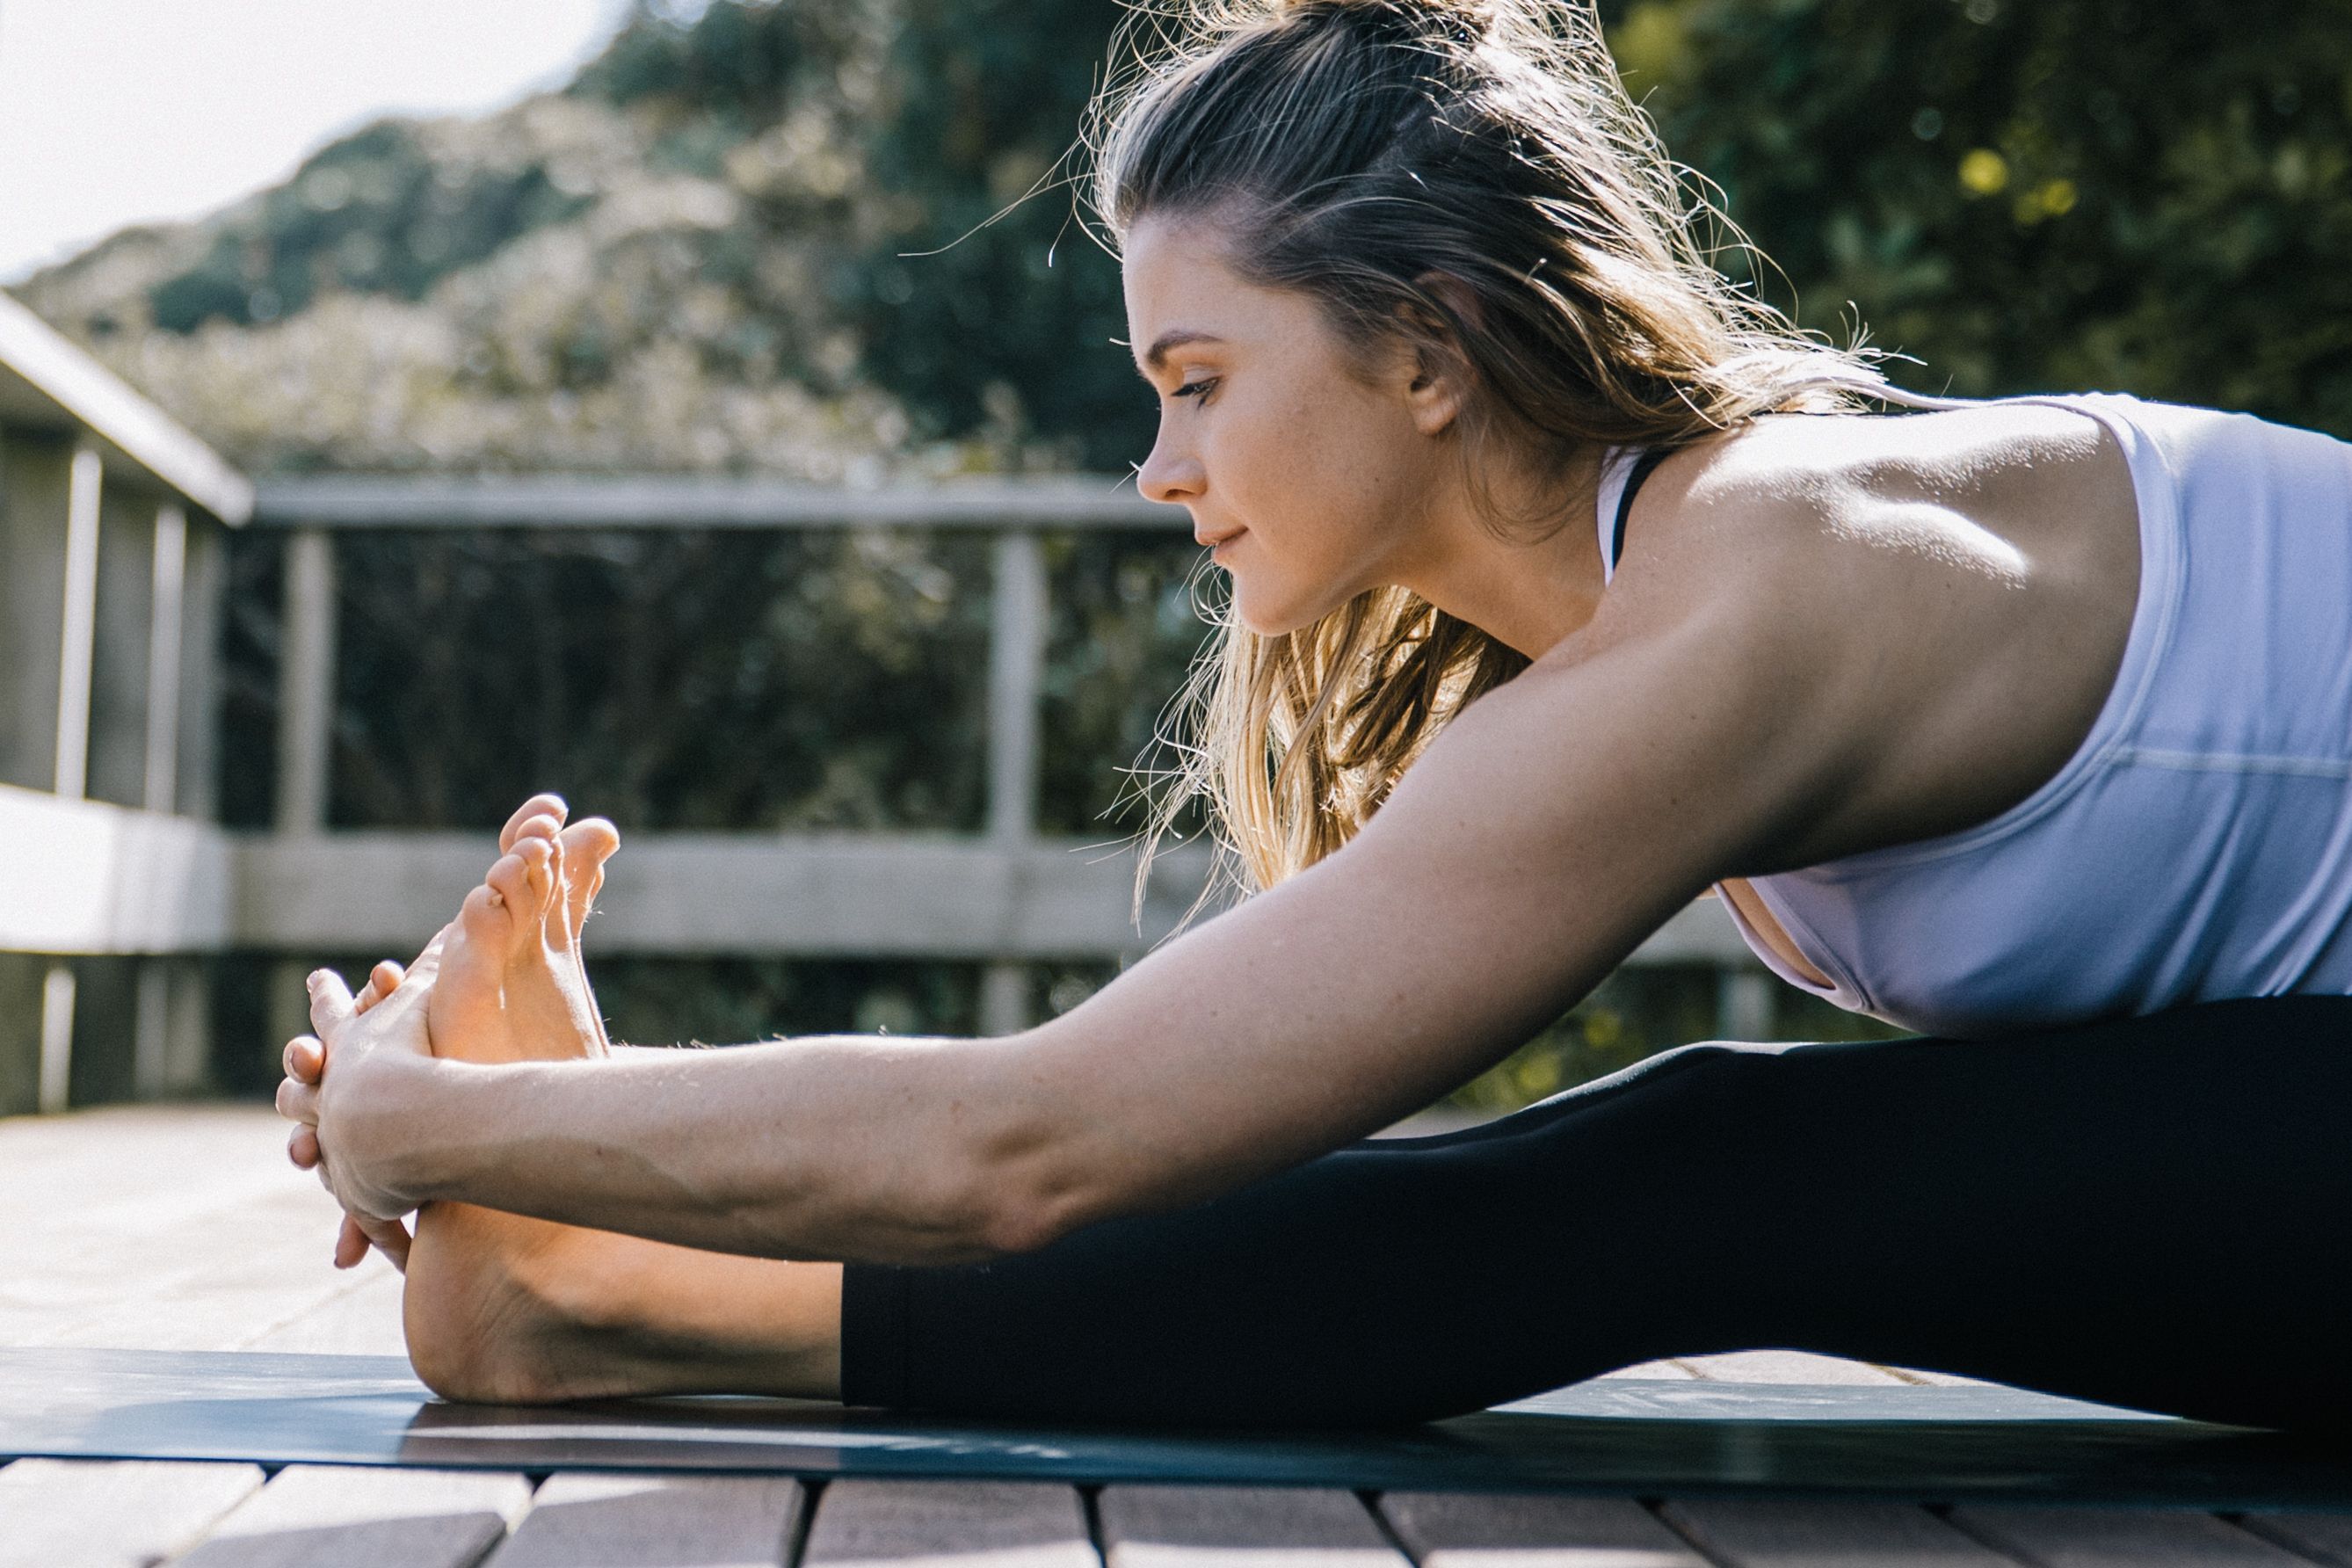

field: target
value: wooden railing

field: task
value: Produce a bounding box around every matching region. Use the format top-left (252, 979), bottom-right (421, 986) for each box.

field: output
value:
top-left (0, 463), bottom-right (1768, 1109)
top-left (243, 475), bottom-right (1767, 1042)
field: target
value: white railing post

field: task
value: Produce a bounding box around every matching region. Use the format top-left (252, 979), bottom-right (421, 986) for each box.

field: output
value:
top-left (269, 526), bottom-right (339, 1057)
top-left (51, 444), bottom-right (102, 799)
top-left (274, 527), bottom-right (338, 834)
top-left (38, 962), bottom-right (75, 1114)
top-left (133, 960), bottom-right (171, 1100)
top-left (142, 502), bottom-right (187, 814)
top-left (979, 527), bottom-right (1049, 1036)
top-left (1714, 967), bottom-right (1775, 1042)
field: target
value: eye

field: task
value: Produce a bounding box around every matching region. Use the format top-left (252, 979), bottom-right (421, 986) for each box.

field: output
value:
top-left (1172, 376), bottom-right (1219, 403)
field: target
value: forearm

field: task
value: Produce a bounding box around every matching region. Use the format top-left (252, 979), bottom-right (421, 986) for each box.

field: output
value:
top-left (358, 1032), bottom-right (1059, 1266)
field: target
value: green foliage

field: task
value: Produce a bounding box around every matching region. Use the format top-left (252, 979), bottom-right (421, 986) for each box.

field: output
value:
top-left (147, 122), bottom-right (591, 334)
top-left (574, 0), bottom-right (817, 120)
top-left (321, 529), bottom-right (994, 831)
top-left (1617, 0), bottom-right (2352, 429)
top-left (1037, 534), bottom-right (1219, 838)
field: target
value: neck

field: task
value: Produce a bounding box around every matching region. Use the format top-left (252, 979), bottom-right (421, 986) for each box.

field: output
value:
top-left (1393, 446), bottom-right (1611, 661)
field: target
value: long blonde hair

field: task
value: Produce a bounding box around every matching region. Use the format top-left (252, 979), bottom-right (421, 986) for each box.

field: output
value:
top-left (1086, 0), bottom-right (1895, 930)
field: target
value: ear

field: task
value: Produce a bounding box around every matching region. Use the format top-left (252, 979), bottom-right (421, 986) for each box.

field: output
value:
top-left (1397, 271), bottom-right (1482, 437)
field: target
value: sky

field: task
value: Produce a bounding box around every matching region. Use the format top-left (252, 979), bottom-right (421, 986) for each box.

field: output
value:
top-left (0, 0), bottom-right (638, 282)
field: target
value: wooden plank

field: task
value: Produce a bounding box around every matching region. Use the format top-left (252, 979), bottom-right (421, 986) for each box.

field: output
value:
top-left (1660, 1499), bottom-right (2018, 1566)
top-left (802, 1479), bottom-right (1094, 1565)
top-left (1380, 1490), bottom-right (1707, 1565)
top-left (0, 801), bottom-right (1751, 969)
top-left (230, 831), bottom-right (1226, 960)
top-left (485, 1473), bottom-right (803, 1568)
top-left (243, 1267), bottom-right (408, 1355)
top-left (0, 785), bottom-right (233, 953)
top-left (0, 1456), bottom-right (261, 1568)
top-left (173, 1464), bottom-right (531, 1568)
top-left (0, 291), bottom-right (254, 525)
top-left (1947, 1504), bottom-right (2310, 1566)
top-left (1099, 1485), bottom-right (1403, 1566)
top-left (52, 443), bottom-right (103, 801)
top-left (250, 473), bottom-right (1172, 531)
top-left (272, 526), bottom-right (335, 834)
top-left (0, 1105), bottom-right (395, 1353)
top-left (2237, 1510), bottom-right (2352, 1566)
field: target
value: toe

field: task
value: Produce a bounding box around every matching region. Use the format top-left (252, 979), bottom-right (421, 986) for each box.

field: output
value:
top-left (458, 880), bottom-right (516, 954)
top-left (557, 818), bottom-right (621, 937)
top-left (499, 794), bottom-right (569, 854)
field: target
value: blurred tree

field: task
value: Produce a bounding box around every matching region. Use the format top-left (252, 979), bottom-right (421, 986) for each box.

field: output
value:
top-left (1615, 0), bottom-right (2352, 431)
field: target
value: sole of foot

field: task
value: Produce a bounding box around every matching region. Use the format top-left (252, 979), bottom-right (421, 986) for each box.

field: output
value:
top-left (406, 810), bottom-right (623, 1401)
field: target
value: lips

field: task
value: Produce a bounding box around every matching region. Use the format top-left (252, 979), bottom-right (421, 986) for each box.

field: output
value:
top-left (1196, 527), bottom-right (1245, 548)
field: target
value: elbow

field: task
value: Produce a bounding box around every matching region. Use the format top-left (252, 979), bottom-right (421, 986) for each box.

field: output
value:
top-left (957, 1073), bottom-right (1102, 1259)
top-left (974, 1188), bottom-right (1073, 1258)
top-left (963, 1136), bottom-right (1093, 1259)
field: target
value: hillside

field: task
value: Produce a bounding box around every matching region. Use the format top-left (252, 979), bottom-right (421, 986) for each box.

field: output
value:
top-left (13, 0), bottom-right (1143, 476)
top-left (14, 0), bottom-right (2348, 479)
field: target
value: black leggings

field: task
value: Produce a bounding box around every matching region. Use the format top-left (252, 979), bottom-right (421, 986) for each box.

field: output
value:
top-left (841, 995), bottom-right (2352, 1429)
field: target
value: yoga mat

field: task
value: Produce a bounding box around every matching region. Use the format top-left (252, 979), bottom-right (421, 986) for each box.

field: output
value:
top-left (4, 1348), bottom-right (2348, 1505)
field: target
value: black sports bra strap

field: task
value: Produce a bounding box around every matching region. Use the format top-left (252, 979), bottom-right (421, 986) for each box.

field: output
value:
top-left (1611, 447), bottom-right (1673, 572)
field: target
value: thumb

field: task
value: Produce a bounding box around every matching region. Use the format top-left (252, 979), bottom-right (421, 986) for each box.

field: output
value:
top-left (306, 968), bottom-right (356, 1039)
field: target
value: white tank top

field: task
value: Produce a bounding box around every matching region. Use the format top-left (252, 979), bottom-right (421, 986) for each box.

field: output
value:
top-left (1598, 391), bottom-right (2352, 1038)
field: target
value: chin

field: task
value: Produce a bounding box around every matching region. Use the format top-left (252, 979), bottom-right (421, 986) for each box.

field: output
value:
top-left (1230, 580), bottom-right (1332, 639)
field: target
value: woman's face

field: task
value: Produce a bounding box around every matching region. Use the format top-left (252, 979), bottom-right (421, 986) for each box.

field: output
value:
top-left (1122, 213), bottom-right (1457, 635)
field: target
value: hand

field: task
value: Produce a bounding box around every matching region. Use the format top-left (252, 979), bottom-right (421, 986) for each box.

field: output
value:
top-left (276, 941), bottom-right (443, 1252)
top-left (287, 955), bottom-right (416, 1270)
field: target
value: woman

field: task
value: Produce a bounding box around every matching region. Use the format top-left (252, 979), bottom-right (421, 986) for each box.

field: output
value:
top-left (279, 0), bottom-right (2352, 1428)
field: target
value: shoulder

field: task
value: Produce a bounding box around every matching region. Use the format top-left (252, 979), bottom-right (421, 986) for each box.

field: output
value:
top-left (1540, 401), bottom-right (2140, 865)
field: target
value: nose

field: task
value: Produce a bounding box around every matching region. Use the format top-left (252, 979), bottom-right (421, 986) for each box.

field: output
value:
top-left (1136, 425), bottom-right (1204, 507)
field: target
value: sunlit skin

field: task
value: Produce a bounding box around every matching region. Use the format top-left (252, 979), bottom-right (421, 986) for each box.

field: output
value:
top-left (279, 209), bottom-right (2145, 1405)
top-left (1125, 213), bottom-right (1609, 657)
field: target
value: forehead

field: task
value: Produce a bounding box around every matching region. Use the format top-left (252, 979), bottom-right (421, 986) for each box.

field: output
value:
top-left (1122, 213), bottom-right (1311, 371)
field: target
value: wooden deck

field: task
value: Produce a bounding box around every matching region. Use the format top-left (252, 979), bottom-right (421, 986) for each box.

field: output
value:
top-left (7, 1105), bottom-right (2350, 1566)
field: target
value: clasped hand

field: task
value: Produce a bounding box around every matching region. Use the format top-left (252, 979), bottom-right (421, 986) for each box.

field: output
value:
top-left (277, 933), bottom-right (446, 1269)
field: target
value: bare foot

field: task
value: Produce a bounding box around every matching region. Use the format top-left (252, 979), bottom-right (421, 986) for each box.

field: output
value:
top-left (426, 829), bottom-right (606, 1065)
top-left (490, 794), bottom-right (621, 1052)
top-left (405, 820), bottom-right (614, 1399)
top-left (402, 805), bottom-right (842, 1405)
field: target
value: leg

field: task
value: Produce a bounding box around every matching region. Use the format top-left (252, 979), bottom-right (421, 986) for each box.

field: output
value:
top-left (844, 996), bottom-right (2352, 1429)
top-left (401, 829), bottom-right (840, 1403)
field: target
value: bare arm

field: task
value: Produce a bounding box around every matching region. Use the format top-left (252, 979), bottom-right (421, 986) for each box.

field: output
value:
top-left (297, 561), bottom-right (1857, 1269)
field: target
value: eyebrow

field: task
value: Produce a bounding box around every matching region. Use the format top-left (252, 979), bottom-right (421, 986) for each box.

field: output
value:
top-left (1139, 330), bottom-right (1226, 374)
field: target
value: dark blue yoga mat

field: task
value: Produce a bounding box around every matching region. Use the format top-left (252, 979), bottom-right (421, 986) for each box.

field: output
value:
top-left (4, 1347), bottom-right (2346, 1505)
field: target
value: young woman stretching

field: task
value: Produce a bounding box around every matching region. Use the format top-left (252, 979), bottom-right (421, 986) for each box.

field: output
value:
top-left (278, 0), bottom-right (2352, 1429)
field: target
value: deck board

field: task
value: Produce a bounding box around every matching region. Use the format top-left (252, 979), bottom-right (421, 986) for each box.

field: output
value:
top-left (1099, 1485), bottom-right (1403, 1566)
top-left (171, 1464), bottom-right (533, 1568)
top-left (0, 1104), bottom-right (2291, 1564)
top-left (2236, 1510), bottom-right (2352, 1566)
top-left (802, 1479), bottom-right (1096, 1565)
top-left (1947, 1504), bottom-right (2315, 1566)
top-left (485, 1473), bottom-right (804, 1567)
top-left (1659, 1498), bottom-right (2022, 1565)
top-left (1380, 1491), bottom-right (1709, 1565)
top-left (0, 1457), bottom-right (262, 1568)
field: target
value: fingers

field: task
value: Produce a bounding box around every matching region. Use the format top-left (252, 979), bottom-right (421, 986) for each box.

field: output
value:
top-left (306, 968), bottom-right (356, 1038)
top-left (333, 1215), bottom-right (369, 1270)
top-left (353, 960), bottom-right (405, 1016)
top-left (284, 1034), bottom-right (324, 1085)
top-left (332, 1213), bottom-right (412, 1273)
top-left (500, 793), bottom-right (569, 854)
top-left (276, 1075), bottom-right (321, 1125)
top-left (288, 1124), bottom-right (321, 1169)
